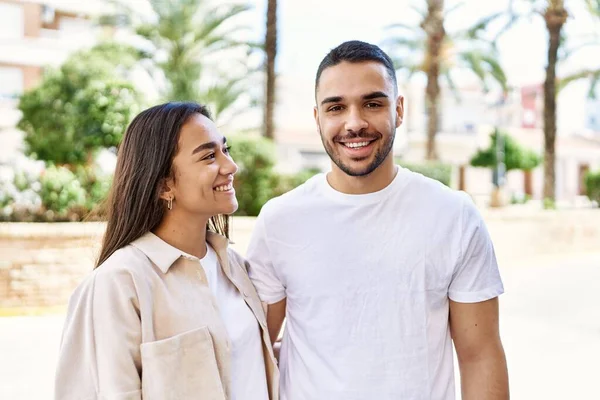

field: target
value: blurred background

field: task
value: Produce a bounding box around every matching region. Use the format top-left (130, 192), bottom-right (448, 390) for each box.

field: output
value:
top-left (0, 0), bottom-right (599, 399)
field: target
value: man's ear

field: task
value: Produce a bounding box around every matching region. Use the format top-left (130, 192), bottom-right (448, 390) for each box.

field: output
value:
top-left (314, 106), bottom-right (320, 134)
top-left (395, 95), bottom-right (404, 128)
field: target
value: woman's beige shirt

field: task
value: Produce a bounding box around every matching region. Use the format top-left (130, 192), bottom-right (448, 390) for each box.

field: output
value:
top-left (55, 231), bottom-right (279, 400)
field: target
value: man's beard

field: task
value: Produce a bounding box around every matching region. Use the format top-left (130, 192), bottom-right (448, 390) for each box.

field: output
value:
top-left (320, 127), bottom-right (395, 177)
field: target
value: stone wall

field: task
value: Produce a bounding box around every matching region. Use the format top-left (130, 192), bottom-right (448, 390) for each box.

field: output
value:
top-left (1, 210), bottom-right (599, 310)
top-left (0, 223), bottom-right (104, 309)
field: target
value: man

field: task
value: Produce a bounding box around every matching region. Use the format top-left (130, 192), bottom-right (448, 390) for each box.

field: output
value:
top-left (246, 40), bottom-right (509, 400)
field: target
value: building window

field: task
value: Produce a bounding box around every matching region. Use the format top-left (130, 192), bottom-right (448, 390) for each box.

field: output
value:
top-left (0, 3), bottom-right (25, 39)
top-left (0, 67), bottom-right (24, 100)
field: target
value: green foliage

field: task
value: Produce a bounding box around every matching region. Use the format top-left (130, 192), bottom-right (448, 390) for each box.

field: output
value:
top-left (39, 166), bottom-right (87, 216)
top-left (272, 168), bottom-right (320, 197)
top-left (585, 170), bottom-right (600, 205)
top-left (0, 157), bottom-right (111, 222)
top-left (543, 197), bottom-right (557, 210)
top-left (385, 4), bottom-right (508, 96)
top-left (510, 193), bottom-right (531, 205)
top-left (74, 165), bottom-right (113, 211)
top-left (229, 135), bottom-right (277, 216)
top-left (398, 161), bottom-right (453, 186)
top-left (125, 0), bottom-right (255, 119)
top-left (17, 43), bottom-right (141, 165)
top-left (470, 128), bottom-right (542, 171)
top-left (229, 136), bottom-right (319, 216)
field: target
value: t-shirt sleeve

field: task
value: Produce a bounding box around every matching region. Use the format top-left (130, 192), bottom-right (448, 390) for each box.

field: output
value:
top-left (448, 194), bottom-right (504, 303)
top-left (246, 210), bottom-right (286, 304)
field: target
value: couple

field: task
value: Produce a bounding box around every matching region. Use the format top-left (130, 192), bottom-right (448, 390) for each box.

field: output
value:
top-left (55, 41), bottom-right (508, 400)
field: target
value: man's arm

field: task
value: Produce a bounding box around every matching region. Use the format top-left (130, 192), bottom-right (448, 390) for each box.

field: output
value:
top-left (450, 297), bottom-right (509, 400)
top-left (266, 298), bottom-right (286, 345)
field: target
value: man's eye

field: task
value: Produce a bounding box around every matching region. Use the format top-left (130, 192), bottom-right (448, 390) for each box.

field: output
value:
top-left (366, 103), bottom-right (381, 108)
top-left (327, 105), bottom-right (343, 112)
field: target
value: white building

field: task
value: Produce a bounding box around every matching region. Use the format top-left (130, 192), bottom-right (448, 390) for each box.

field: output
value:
top-left (0, 0), bottom-right (109, 164)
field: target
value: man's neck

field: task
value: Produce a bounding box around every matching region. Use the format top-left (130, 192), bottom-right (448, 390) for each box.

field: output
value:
top-left (327, 159), bottom-right (397, 195)
top-left (153, 212), bottom-right (209, 259)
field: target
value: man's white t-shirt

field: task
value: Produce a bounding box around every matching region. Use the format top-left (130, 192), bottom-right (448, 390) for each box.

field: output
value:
top-left (246, 166), bottom-right (504, 400)
top-left (185, 244), bottom-right (269, 400)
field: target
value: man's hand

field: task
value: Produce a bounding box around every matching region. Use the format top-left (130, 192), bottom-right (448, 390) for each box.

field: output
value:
top-left (450, 297), bottom-right (509, 400)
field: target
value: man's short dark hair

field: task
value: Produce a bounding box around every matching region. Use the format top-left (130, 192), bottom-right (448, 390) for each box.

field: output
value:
top-left (315, 40), bottom-right (397, 92)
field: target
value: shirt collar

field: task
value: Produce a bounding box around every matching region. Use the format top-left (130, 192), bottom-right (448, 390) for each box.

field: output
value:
top-left (131, 231), bottom-right (231, 274)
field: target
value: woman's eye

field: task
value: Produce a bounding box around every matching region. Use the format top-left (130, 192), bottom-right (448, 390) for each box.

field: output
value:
top-left (224, 145), bottom-right (232, 154)
top-left (203, 153), bottom-right (216, 160)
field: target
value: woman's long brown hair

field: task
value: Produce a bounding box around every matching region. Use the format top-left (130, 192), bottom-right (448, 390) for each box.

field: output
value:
top-left (95, 102), bottom-right (229, 268)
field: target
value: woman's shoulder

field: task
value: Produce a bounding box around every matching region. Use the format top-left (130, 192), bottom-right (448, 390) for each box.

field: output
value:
top-left (74, 245), bottom-right (151, 296)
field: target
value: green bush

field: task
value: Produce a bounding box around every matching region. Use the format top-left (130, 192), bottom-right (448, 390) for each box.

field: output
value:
top-left (229, 136), bottom-right (277, 216)
top-left (585, 170), bottom-right (600, 206)
top-left (272, 168), bottom-right (321, 197)
top-left (229, 136), bottom-right (321, 216)
top-left (74, 165), bottom-right (113, 211)
top-left (39, 166), bottom-right (87, 217)
top-left (399, 161), bottom-right (452, 186)
top-left (17, 43), bottom-right (140, 165)
top-left (470, 128), bottom-right (542, 171)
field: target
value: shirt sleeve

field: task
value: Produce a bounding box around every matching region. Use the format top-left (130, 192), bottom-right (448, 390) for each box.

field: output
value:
top-left (448, 195), bottom-right (505, 303)
top-left (246, 210), bottom-right (287, 304)
top-left (55, 267), bottom-right (143, 400)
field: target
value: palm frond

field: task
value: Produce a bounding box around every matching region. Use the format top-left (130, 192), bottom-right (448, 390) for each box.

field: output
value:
top-left (386, 22), bottom-right (420, 33)
top-left (586, 0), bottom-right (600, 17)
top-left (444, 2), bottom-right (465, 17)
top-left (193, 4), bottom-right (251, 43)
top-left (457, 49), bottom-right (506, 92)
top-left (559, 69), bottom-right (600, 97)
top-left (386, 36), bottom-right (424, 51)
top-left (442, 70), bottom-right (461, 102)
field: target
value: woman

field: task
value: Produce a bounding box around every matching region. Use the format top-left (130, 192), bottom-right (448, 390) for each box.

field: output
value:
top-left (55, 102), bottom-right (279, 400)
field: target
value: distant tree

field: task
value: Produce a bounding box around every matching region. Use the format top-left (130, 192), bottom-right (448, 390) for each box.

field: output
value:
top-left (17, 43), bottom-right (141, 165)
top-left (491, 0), bottom-right (600, 200)
top-left (470, 128), bottom-right (542, 172)
top-left (106, 0), bottom-right (256, 121)
top-left (386, 0), bottom-right (507, 160)
top-left (263, 0), bottom-right (278, 139)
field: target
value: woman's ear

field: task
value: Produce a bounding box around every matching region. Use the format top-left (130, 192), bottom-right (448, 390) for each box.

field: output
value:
top-left (158, 177), bottom-right (175, 201)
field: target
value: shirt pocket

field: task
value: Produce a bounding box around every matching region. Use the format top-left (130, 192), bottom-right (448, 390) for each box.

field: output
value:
top-left (140, 326), bottom-right (226, 400)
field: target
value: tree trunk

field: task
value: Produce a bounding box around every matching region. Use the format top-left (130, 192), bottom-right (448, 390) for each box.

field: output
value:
top-left (263, 0), bottom-right (277, 140)
top-left (542, 2), bottom-right (567, 201)
top-left (422, 0), bottom-right (445, 160)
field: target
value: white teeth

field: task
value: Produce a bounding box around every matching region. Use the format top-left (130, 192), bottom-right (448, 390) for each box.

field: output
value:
top-left (344, 141), bottom-right (370, 148)
top-left (214, 183), bottom-right (233, 192)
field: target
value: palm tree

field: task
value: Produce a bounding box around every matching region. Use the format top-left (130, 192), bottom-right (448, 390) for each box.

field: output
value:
top-left (386, 1), bottom-right (507, 160)
top-left (491, 0), bottom-right (600, 201)
top-left (104, 0), bottom-right (253, 121)
top-left (263, 0), bottom-right (278, 140)
top-left (541, 1), bottom-right (568, 202)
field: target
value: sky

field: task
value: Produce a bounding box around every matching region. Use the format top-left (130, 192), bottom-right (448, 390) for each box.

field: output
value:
top-left (246, 0), bottom-right (598, 84)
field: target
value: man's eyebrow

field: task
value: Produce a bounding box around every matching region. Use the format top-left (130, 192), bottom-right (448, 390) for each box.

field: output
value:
top-left (320, 91), bottom-right (389, 106)
top-left (191, 137), bottom-right (227, 155)
top-left (362, 91), bottom-right (388, 100)
top-left (320, 96), bottom-right (343, 106)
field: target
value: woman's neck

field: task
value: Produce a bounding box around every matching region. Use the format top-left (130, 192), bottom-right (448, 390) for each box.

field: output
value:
top-left (153, 212), bottom-right (209, 259)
